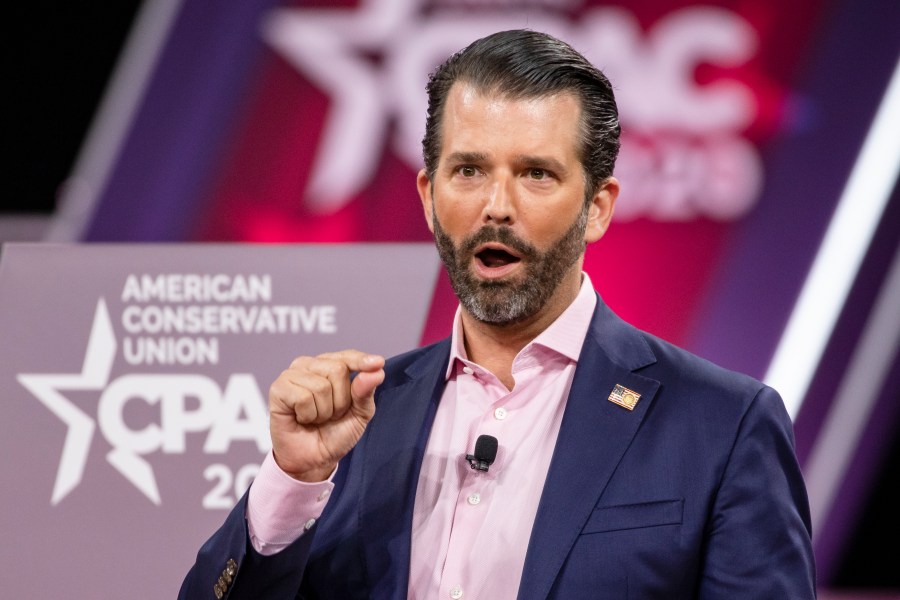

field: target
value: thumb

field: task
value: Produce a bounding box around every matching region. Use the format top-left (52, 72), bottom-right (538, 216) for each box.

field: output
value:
top-left (350, 369), bottom-right (385, 410)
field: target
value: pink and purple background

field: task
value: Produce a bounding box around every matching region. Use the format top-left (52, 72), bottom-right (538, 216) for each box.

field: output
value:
top-left (3, 0), bottom-right (899, 597)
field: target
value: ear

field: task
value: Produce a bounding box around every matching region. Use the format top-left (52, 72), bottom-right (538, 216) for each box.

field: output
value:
top-left (417, 168), bottom-right (435, 234)
top-left (583, 177), bottom-right (619, 244)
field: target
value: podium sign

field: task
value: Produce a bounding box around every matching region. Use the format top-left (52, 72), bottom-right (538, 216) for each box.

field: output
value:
top-left (0, 243), bottom-right (439, 597)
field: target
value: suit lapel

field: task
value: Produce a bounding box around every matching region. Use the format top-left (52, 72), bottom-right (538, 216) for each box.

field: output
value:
top-left (518, 300), bottom-right (660, 600)
top-left (359, 341), bottom-right (450, 599)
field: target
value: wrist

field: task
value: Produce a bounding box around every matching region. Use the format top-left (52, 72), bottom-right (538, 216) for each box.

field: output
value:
top-left (273, 452), bottom-right (336, 483)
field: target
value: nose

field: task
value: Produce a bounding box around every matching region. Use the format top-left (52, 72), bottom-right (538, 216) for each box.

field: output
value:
top-left (481, 175), bottom-right (516, 225)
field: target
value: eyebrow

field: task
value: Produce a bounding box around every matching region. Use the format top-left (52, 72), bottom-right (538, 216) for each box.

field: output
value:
top-left (512, 155), bottom-right (569, 176)
top-left (445, 151), bottom-right (489, 165)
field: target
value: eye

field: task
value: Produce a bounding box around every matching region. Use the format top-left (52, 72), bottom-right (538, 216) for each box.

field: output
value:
top-left (529, 168), bottom-right (548, 180)
top-left (459, 166), bottom-right (478, 178)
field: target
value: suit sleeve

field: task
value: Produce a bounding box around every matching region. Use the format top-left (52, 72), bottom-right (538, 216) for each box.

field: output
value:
top-left (177, 491), bottom-right (318, 600)
top-left (698, 385), bottom-right (817, 598)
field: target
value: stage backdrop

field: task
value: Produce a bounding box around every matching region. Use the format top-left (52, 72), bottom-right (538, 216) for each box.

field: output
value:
top-left (54, 0), bottom-right (899, 404)
top-left (36, 0), bottom-right (900, 588)
top-left (0, 243), bottom-right (439, 599)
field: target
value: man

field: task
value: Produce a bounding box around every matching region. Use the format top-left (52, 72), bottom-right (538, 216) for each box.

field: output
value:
top-left (180, 30), bottom-right (816, 599)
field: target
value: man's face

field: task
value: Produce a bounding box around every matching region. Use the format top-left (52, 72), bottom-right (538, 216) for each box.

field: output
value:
top-left (418, 83), bottom-right (617, 326)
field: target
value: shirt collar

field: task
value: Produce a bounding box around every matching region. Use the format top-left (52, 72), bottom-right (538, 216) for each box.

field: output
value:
top-left (444, 273), bottom-right (598, 380)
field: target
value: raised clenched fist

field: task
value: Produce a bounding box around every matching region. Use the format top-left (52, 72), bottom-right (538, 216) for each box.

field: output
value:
top-left (268, 350), bottom-right (385, 482)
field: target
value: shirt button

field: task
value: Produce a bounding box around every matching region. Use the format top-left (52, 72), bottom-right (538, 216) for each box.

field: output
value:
top-left (467, 492), bottom-right (481, 506)
top-left (462, 366), bottom-right (474, 375)
top-left (304, 518), bottom-right (317, 530)
top-left (494, 407), bottom-right (508, 420)
top-left (317, 489), bottom-right (330, 501)
top-left (450, 585), bottom-right (464, 599)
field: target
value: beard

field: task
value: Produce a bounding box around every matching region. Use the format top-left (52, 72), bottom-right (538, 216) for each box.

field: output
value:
top-left (432, 205), bottom-right (588, 326)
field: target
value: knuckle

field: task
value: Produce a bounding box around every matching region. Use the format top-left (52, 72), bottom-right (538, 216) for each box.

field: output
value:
top-left (278, 385), bottom-right (313, 412)
top-left (268, 375), bottom-right (290, 402)
top-left (325, 360), bottom-right (349, 378)
top-left (295, 386), bottom-right (315, 405)
top-left (289, 356), bottom-right (312, 369)
top-left (310, 378), bottom-right (331, 396)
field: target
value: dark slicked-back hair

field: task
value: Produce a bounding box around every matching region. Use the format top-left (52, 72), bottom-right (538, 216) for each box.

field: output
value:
top-left (422, 29), bottom-right (620, 202)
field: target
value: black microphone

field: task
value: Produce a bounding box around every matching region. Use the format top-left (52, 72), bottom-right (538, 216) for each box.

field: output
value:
top-left (465, 435), bottom-right (498, 472)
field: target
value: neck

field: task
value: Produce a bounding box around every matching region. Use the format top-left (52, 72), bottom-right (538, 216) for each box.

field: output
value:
top-left (460, 269), bottom-right (582, 390)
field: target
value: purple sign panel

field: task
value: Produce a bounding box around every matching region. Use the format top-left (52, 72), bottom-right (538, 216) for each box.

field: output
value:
top-left (0, 243), bottom-right (439, 598)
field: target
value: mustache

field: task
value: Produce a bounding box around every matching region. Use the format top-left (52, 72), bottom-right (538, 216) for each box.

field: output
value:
top-left (458, 226), bottom-right (539, 260)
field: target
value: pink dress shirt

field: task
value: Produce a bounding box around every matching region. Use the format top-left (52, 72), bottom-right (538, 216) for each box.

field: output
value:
top-left (248, 275), bottom-right (598, 599)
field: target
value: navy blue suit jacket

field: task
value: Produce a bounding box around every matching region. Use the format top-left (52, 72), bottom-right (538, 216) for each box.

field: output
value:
top-left (180, 297), bottom-right (816, 599)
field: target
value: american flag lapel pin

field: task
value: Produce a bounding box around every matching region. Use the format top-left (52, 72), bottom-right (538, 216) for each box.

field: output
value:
top-left (608, 384), bottom-right (641, 410)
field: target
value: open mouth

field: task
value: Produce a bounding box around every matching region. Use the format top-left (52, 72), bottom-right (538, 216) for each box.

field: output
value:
top-left (475, 245), bottom-right (522, 269)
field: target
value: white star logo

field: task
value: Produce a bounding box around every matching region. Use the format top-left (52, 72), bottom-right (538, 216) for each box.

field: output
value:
top-left (261, 0), bottom-right (574, 213)
top-left (261, 2), bottom-right (763, 221)
top-left (261, 0), bottom-right (414, 213)
top-left (17, 299), bottom-right (163, 506)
